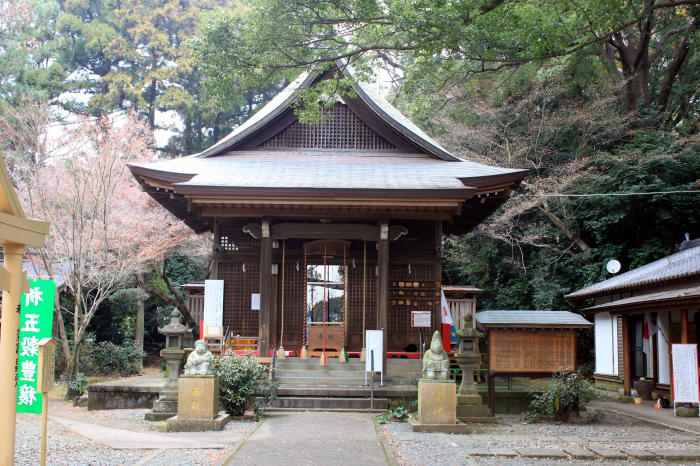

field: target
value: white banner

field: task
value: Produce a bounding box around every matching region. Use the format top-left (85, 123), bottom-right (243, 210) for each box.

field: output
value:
top-left (203, 279), bottom-right (224, 331)
top-left (365, 330), bottom-right (383, 373)
top-left (440, 289), bottom-right (453, 325)
top-left (672, 344), bottom-right (699, 404)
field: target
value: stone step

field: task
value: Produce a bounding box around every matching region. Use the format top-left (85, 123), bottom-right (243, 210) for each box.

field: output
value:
top-left (274, 364), bottom-right (365, 373)
top-left (275, 369), bottom-right (365, 377)
top-left (274, 376), bottom-right (368, 386)
top-left (264, 396), bottom-right (388, 411)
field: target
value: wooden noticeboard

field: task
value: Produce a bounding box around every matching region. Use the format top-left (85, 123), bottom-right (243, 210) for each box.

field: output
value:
top-left (489, 328), bottom-right (575, 373)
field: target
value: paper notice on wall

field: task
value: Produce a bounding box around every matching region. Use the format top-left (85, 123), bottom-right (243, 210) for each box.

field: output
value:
top-left (671, 344), bottom-right (699, 404)
top-left (251, 293), bottom-right (260, 310)
top-left (203, 280), bottom-right (224, 329)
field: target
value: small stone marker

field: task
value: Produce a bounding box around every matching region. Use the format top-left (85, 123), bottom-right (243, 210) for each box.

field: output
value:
top-left (417, 380), bottom-right (456, 425)
top-left (166, 340), bottom-right (230, 432)
top-left (178, 375), bottom-right (219, 420)
top-left (410, 332), bottom-right (468, 433)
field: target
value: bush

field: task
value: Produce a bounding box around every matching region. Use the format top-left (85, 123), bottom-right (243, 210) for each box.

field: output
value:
top-left (55, 337), bottom-right (145, 378)
top-left (212, 354), bottom-right (276, 417)
top-left (62, 372), bottom-right (90, 399)
top-left (525, 371), bottom-right (597, 423)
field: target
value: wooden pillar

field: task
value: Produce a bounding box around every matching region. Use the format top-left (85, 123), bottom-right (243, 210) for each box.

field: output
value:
top-left (0, 243), bottom-right (26, 465)
top-left (622, 314), bottom-right (632, 396)
top-left (377, 221), bottom-right (389, 370)
top-left (680, 309), bottom-right (689, 343)
top-left (259, 221), bottom-right (271, 357)
top-left (270, 272), bottom-right (278, 351)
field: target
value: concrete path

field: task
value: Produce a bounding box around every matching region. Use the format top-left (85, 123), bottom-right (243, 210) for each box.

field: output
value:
top-left (592, 399), bottom-right (700, 434)
top-left (225, 412), bottom-right (391, 465)
top-left (49, 415), bottom-right (228, 449)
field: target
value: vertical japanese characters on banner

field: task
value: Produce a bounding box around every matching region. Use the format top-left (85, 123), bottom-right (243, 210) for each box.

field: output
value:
top-left (16, 279), bottom-right (56, 413)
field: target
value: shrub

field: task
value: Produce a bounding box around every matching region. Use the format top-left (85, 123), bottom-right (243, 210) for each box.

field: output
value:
top-left (525, 371), bottom-right (597, 423)
top-left (62, 372), bottom-right (90, 399)
top-left (55, 337), bottom-right (145, 378)
top-left (88, 340), bottom-right (145, 376)
top-left (212, 354), bottom-right (276, 417)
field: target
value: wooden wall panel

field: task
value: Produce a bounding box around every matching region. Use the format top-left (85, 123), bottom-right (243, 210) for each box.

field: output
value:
top-left (489, 329), bottom-right (575, 373)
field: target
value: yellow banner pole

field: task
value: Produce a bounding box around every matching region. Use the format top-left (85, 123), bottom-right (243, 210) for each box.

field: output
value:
top-left (40, 394), bottom-right (48, 466)
top-left (0, 242), bottom-right (26, 464)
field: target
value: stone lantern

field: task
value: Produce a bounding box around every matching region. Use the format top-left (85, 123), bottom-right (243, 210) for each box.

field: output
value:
top-left (145, 309), bottom-right (188, 421)
top-left (454, 313), bottom-right (492, 421)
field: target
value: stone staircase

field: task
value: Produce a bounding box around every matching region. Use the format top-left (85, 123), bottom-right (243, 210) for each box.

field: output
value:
top-left (262, 358), bottom-right (420, 411)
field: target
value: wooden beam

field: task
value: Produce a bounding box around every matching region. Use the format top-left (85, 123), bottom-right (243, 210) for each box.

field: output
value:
top-left (377, 221), bottom-right (389, 370)
top-left (680, 309), bottom-right (689, 343)
top-left (259, 221), bottom-right (272, 357)
top-left (622, 315), bottom-right (632, 396)
top-left (0, 211), bottom-right (50, 248)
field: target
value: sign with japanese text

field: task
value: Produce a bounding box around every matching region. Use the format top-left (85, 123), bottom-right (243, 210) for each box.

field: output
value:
top-left (411, 311), bottom-right (431, 328)
top-left (16, 279), bottom-right (56, 413)
top-left (203, 279), bottom-right (224, 329)
top-left (671, 344), bottom-right (699, 404)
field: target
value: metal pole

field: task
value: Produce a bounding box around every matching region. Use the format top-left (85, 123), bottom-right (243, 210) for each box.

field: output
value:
top-left (370, 350), bottom-right (374, 410)
top-left (40, 394), bottom-right (48, 466)
top-left (0, 242), bottom-right (26, 465)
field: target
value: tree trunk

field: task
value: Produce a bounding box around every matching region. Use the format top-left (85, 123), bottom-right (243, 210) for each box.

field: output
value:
top-left (134, 298), bottom-right (144, 372)
top-left (538, 202), bottom-right (593, 256)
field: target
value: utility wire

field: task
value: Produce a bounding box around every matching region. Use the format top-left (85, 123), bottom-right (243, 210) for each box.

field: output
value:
top-left (515, 190), bottom-right (700, 198)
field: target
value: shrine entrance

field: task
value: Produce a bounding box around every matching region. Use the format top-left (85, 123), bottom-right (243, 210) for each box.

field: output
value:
top-left (301, 240), bottom-right (350, 358)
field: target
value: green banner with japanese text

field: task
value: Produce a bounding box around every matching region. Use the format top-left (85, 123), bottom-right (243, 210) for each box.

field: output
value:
top-left (16, 279), bottom-right (56, 413)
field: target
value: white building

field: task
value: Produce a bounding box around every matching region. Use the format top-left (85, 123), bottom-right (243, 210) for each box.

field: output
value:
top-left (566, 238), bottom-right (699, 396)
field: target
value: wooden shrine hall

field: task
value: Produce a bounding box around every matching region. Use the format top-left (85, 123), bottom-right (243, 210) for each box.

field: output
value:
top-left (129, 63), bottom-right (527, 361)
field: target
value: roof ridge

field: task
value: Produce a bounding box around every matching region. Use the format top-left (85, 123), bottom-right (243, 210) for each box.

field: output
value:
top-left (192, 63), bottom-right (460, 160)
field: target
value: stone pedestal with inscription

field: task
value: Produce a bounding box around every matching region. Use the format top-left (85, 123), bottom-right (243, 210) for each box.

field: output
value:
top-left (166, 375), bottom-right (230, 432)
top-left (410, 380), bottom-right (469, 433)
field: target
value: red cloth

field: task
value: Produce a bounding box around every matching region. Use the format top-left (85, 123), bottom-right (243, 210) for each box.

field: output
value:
top-left (442, 323), bottom-right (452, 352)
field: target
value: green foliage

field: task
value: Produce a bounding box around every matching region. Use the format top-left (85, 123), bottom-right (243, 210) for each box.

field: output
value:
top-left (212, 354), bottom-right (276, 417)
top-left (62, 372), bottom-right (90, 399)
top-left (55, 336), bottom-right (145, 377)
top-left (525, 371), bottom-right (597, 423)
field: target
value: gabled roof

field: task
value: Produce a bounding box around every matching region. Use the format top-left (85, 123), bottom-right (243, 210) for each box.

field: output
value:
top-left (128, 63), bottom-right (527, 233)
top-left (566, 243), bottom-right (700, 302)
top-left (196, 63), bottom-right (458, 161)
top-left (476, 310), bottom-right (593, 328)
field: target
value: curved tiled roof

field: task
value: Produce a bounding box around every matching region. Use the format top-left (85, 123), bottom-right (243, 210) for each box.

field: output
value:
top-left (132, 151), bottom-right (522, 191)
top-left (565, 244), bottom-right (700, 301)
top-left (475, 310), bottom-right (592, 328)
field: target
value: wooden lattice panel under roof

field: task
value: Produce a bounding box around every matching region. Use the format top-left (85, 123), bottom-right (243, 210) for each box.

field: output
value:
top-left (261, 103), bottom-right (397, 151)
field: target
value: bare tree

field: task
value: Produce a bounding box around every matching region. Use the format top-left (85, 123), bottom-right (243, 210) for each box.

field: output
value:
top-left (16, 112), bottom-right (206, 386)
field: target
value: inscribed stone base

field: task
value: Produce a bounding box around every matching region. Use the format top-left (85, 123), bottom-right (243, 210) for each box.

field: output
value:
top-left (409, 418), bottom-right (469, 434)
top-left (166, 412), bottom-right (231, 432)
top-left (418, 380), bottom-right (456, 425)
top-left (178, 375), bottom-right (219, 420)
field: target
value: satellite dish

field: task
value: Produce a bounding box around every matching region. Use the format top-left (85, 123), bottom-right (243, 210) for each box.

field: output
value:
top-left (606, 259), bottom-right (621, 274)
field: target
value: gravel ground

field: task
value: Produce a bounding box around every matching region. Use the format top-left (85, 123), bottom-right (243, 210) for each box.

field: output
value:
top-left (14, 402), bottom-right (258, 465)
top-left (382, 413), bottom-right (700, 465)
top-left (15, 413), bottom-right (151, 466)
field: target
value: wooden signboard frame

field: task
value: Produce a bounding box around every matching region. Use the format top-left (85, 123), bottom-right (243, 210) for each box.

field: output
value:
top-left (486, 328), bottom-right (578, 415)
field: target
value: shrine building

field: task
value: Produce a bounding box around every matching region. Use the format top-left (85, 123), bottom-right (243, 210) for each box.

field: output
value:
top-left (129, 63), bottom-right (527, 361)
